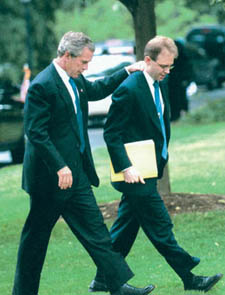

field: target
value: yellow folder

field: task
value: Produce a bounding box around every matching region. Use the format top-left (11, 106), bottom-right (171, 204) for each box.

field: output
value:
top-left (110, 139), bottom-right (158, 182)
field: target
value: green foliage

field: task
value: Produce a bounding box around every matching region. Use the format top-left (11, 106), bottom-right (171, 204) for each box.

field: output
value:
top-left (54, 0), bottom-right (219, 44)
top-left (1, 0), bottom-right (224, 83)
top-left (54, 0), bottom-right (133, 43)
top-left (156, 0), bottom-right (217, 39)
top-left (0, 1), bottom-right (25, 83)
top-left (182, 98), bottom-right (225, 124)
top-left (0, 0), bottom-right (67, 83)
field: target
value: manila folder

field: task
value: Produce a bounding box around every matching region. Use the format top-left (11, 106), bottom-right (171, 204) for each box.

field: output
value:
top-left (110, 139), bottom-right (158, 182)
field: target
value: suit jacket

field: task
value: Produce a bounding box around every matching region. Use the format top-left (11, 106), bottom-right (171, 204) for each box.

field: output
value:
top-left (22, 63), bottom-right (128, 194)
top-left (104, 71), bottom-right (171, 194)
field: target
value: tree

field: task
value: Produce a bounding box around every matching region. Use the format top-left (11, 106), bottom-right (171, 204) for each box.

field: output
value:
top-left (118, 0), bottom-right (225, 61)
top-left (118, 0), bottom-right (156, 61)
top-left (0, 0), bottom-right (73, 83)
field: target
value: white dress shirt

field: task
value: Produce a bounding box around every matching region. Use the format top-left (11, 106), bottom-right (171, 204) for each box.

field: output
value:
top-left (143, 71), bottom-right (165, 113)
top-left (53, 59), bottom-right (78, 113)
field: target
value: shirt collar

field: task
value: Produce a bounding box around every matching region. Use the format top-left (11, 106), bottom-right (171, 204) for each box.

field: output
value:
top-left (53, 59), bottom-right (70, 82)
top-left (143, 70), bottom-right (156, 86)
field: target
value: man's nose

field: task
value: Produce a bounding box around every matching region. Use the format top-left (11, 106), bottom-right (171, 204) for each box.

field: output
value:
top-left (164, 68), bottom-right (170, 74)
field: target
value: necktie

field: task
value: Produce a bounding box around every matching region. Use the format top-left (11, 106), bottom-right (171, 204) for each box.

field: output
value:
top-left (153, 81), bottom-right (167, 159)
top-left (69, 77), bottom-right (85, 153)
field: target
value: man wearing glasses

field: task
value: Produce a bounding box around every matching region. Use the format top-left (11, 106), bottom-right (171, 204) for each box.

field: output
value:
top-left (89, 35), bottom-right (222, 293)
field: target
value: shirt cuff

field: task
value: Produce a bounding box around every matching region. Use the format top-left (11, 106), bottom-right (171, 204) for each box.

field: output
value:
top-left (125, 67), bottom-right (130, 75)
top-left (122, 166), bottom-right (132, 172)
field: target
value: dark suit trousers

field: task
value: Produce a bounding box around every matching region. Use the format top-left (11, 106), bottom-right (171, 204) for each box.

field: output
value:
top-left (95, 178), bottom-right (198, 283)
top-left (12, 156), bottom-right (133, 295)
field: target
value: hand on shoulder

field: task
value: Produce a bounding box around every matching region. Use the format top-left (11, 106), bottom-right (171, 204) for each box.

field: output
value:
top-left (126, 61), bottom-right (146, 73)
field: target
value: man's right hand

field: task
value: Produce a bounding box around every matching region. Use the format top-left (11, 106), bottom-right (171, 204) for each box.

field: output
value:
top-left (57, 166), bottom-right (73, 189)
top-left (123, 166), bottom-right (145, 184)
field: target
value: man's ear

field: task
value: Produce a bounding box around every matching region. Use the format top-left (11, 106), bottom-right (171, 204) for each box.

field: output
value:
top-left (144, 56), bottom-right (151, 64)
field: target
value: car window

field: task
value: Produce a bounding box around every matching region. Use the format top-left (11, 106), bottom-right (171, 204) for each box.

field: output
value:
top-left (188, 33), bottom-right (206, 43)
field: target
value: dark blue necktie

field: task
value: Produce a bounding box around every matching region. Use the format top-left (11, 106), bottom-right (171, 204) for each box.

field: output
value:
top-left (153, 81), bottom-right (167, 159)
top-left (69, 77), bottom-right (85, 153)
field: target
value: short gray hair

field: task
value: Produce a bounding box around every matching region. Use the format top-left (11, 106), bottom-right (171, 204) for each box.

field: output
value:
top-left (144, 35), bottom-right (178, 60)
top-left (57, 31), bottom-right (95, 57)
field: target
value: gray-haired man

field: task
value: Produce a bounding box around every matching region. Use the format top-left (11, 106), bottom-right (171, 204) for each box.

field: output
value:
top-left (12, 31), bottom-right (154, 295)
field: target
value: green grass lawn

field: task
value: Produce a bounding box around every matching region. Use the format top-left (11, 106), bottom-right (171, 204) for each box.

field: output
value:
top-left (169, 121), bottom-right (225, 195)
top-left (0, 121), bottom-right (225, 294)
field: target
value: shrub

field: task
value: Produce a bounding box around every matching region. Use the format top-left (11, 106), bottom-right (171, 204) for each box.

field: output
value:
top-left (183, 98), bottom-right (225, 124)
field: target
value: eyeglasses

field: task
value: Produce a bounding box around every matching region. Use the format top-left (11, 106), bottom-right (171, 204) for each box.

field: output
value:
top-left (153, 60), bottom-right (175, 71)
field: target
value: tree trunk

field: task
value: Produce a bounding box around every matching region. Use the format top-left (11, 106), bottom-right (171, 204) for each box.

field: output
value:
top-left (119, 0), bottom-right (156, 60)
top-left (132, 0), bottom-right (156, 60)
top-left (158, 164), bottom-right (171, 194)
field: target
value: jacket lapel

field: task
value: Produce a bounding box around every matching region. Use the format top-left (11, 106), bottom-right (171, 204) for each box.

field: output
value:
top-left (136, 73), bottom-right (162, 133)
top-left (50, 64), bottom-right (81, 143)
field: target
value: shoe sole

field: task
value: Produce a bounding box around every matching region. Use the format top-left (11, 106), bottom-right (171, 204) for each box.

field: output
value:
top-left (89, 284), bottom-right (155, 294)
top-left (205, 273), bottom-right (223, 292)
top-left (88, 288), bottom-right (108, 293)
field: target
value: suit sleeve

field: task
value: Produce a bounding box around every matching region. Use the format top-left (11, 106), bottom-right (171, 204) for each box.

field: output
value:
top-left (24, 82), bottom-right (66, 173)
top-left (103, 84), bottom-right (134, 173)
top-left (82, 68), bottom-right (129, 101)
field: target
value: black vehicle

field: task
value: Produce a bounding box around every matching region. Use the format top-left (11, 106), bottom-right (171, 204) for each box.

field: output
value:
top-left (185, 24), bottom-right (225, 89)
top-left (0, 79), bottom-right (25, 164)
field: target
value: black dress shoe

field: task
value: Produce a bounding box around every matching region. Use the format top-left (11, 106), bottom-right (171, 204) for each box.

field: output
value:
top-left (121, 283), bottom-right (155, 295)
top-left (89, 280), bottom-right (155, 295)
top-left (89, 280), bottom-right (108, 292)
top-left (184, 273), bottom-right (223, 292)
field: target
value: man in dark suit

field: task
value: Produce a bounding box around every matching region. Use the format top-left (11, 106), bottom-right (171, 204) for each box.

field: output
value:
top-left (89, 36), bottom-right (223, 293)
top-left (12, 31), bottom-right (155, 295)
top-left (167, 39), bottom-right (192, 122)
